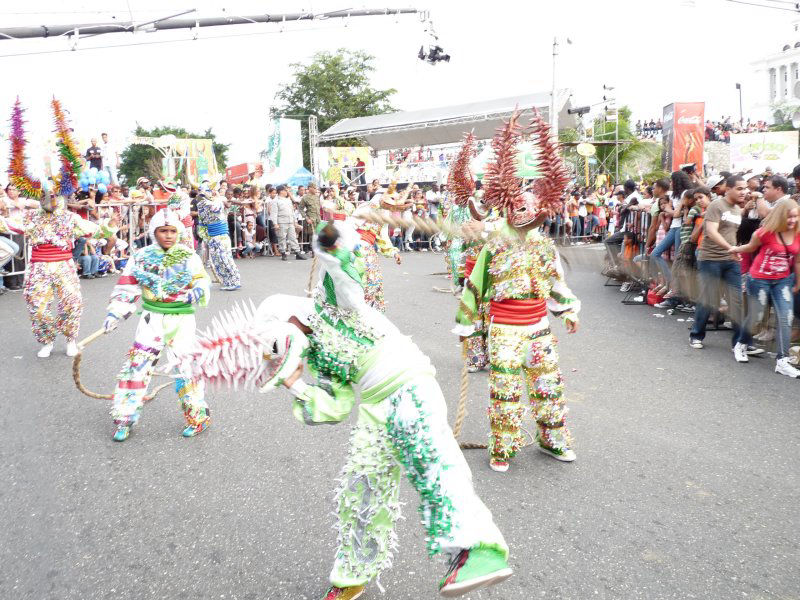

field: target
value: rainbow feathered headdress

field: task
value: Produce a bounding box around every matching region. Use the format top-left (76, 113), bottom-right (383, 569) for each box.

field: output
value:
top-left (8, 97), bottom-right (82, 199)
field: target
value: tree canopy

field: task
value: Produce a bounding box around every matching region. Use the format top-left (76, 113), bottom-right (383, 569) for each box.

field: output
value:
top-left (118, 125), bottom-right (229, 185)
top-left (272, 48), bottom-right (396, 166)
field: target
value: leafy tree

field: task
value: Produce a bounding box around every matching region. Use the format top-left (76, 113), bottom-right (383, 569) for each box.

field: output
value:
top-left (272, 49), bottom-right (397, 167)
top-left (118, 125), bottom-right (229, 185)
top-left (591, 106), bottom-right (661, 181)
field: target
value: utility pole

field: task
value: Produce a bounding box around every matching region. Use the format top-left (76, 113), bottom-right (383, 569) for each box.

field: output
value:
top-left (736, 83), bottom-right (743, 125)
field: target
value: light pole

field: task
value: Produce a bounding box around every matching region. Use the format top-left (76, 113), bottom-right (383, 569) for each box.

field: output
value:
top-left (550, 37), bottom-right (559, 139)
top-left (736, 83), bottom-right (743, 125)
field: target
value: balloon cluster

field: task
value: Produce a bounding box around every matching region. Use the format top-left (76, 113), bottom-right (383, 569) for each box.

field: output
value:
top-left (78, 167), bottom-right (111, 194)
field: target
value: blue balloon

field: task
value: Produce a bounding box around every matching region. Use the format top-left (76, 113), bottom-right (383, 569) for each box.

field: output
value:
top-left (89, 167), bottom-right (98, 176)
top-left (88, 176), bottom-right (97, 185)
top-left (79, 171), bottom-right (88, 182)
top-left (100, 171), bottom-right (110, 184)
top-left (97, 183), bottom-right (107, 194)
top-left (80, 182), bottom-right (89, 192)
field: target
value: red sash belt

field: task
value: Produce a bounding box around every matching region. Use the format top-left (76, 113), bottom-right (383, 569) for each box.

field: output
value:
top-left (358, 229), bottom-right (377, 246)
top-left (31, 244), bottom-right (72, 263)
top-left (489, 298), bottom-right (547, 325)
top-left (331, 212), bottom-right (346, 221)
top-left (465, 257), bottom-right (476, 277)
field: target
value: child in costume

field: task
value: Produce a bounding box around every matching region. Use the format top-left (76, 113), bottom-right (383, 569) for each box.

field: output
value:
top-left (103, 209), bottom-right (211, 442)
top-left (196, 188), bottom-right (241, 290)
top-left (176, 221), bottom-right (512, 600)
top-left (454, 111), bottom-right (580, 473)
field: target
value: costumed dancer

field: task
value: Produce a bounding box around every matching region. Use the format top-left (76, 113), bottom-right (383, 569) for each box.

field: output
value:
top-left (162, 180), bottom-right (195, 247)
top-left (350, 190), bottom-right (402, 312)
top-left (176, 221), bottom-right (512, 600)
top-left (103, 208), bottom-right (211, 442)
top-left (454, 110), bottom-right (580, 473)
top-left (196, 187), bottom-right (242, 290)
top-left (8, 98), bottom-right (99, 358)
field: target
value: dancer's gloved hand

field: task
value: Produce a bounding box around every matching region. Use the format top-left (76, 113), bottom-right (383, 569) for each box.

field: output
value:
top-left (180, 287), bottom-right (204, 304)
top-left (103, 314), bottom-right (119, 333)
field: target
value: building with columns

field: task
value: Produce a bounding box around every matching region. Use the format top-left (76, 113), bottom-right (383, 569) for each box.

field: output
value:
top-left (752, 21), bottom-right (800, 122)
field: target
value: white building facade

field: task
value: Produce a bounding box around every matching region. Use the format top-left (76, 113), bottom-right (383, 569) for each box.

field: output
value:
top-left (752, 22), bottom-right (800, 122)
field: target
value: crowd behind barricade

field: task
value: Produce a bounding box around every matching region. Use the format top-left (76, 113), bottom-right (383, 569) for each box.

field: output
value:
top-left (0, 165), bottom-right (453, 292)
top-left (635, 119), bottom-right (664, 139)
top-left (705, 118), bottom-right (770, 143)
top-left (601, 164), bottom-right (800, 378)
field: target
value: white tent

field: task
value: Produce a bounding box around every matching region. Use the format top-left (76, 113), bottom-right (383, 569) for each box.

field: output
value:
top-left (317, 92), bottom-right (576, 152)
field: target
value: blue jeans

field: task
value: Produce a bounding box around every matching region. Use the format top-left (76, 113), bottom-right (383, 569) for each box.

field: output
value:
top-left (585, 214), bottom-right (599, 236)
top-left (650, 226), bottom-right (682, 285)
top-left (571, 216), bottom-right (581, 240)
top-left (78, 254), bottom-right (99, 276)
top-left (691, 259), bottom-right (749, 347)
top-left (744, 274), bottom-right (795, 359)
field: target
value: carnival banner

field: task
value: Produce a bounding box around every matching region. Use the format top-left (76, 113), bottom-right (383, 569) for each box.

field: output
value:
top-left (263, 118), bottom-right (303, 182)
top-left (662, 102), bottom-right (704, 172)
top-left (314, 146), bottom-right (372, 185)
top-left (730, 131), bottom-right (799, 174)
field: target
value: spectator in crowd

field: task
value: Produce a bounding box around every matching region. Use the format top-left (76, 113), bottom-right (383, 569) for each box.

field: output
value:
top-left (241, 220), bottom-right (262, 258)
top-left (689, 174), bottom-right (760, 361)
top-left (274, 185), bottom-right (306, 261)
top-left (100, 133), bottom-right (120, 185)
top-left (85, 138), bottom-right (103, 171)
top-left (650, 171), bottom-right (692, 303)
top-left (731, 197), bottom-right (800, 377)
top-left (300, 182), bottom-right (321, 232)
top-left (426, 183), bottom-right (442, 219)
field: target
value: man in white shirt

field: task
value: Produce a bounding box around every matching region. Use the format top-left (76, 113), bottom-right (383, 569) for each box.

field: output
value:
top-left (101, 133), bottom-right (120, 185)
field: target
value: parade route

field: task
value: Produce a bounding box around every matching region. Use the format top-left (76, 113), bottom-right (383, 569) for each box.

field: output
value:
top-left (1, 249), bottom-right (799, 600)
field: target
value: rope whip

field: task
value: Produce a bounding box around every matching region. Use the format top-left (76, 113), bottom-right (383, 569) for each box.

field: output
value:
top-left (72, 328), bottom-right (171, 403)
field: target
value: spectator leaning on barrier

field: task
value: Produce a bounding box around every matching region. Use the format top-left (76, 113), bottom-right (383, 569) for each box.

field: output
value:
top-left (731, 197), bottom-right (800, 377)
top-left (650, 171), bottom-right (692, 303)
top-left (689, 174), bottom-right (763, 361)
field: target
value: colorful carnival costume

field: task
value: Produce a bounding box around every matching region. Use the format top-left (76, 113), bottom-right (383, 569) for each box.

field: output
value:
top-left (20, 196), bottom-right (97, 357)
top-left (163, 181), bottom-right (195, 247)
top-left (352, 198), bottom-right (401, 313)
top-left (454, 110), bottom-right (578, 472)
top-left (7, 98), bottom-right (94, 357)
top-left (176, 222), bottom-right (512, 599)
top-left (196, 192), bottom-right (241, 290)
top-left (103, 209), bottom-right (211, 442)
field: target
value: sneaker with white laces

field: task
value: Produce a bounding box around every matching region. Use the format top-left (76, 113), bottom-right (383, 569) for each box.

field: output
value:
top-left (689, 339), bottom-right (703, 349)
top-left (776, 357), bottom-right (800, 378)
top-left (619, 282), bottom-right (632, 292)
top-left (733, 343), bottom-right (749, 363)
top-left (654, 300), bottom-right (675, 309)
top-left (745, 345), bottom-right (765, 357)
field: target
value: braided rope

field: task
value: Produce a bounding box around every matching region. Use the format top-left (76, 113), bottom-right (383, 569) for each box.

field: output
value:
top-left (306, 254), bottom-right (318, 297)
top-left (452, 340), bottom-right (488, 450)
top-left (72, 328), bottom-right (171, 403)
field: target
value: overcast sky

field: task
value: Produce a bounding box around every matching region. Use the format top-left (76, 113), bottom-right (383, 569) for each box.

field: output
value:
top-left (0, 0), bottom-right (794, 170)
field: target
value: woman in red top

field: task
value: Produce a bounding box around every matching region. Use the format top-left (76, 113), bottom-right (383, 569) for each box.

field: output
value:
top-left (732, 198), bottom-right (800, 377)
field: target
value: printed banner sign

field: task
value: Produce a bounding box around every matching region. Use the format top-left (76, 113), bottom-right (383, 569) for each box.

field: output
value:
top-left (730, 131), bottom-right (799, 174)
top-left (662, 102), bottom-right (704, 173)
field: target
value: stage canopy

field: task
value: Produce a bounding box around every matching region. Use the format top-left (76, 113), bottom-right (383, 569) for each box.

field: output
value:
top-left (317, 92), bottom-right (577, 151)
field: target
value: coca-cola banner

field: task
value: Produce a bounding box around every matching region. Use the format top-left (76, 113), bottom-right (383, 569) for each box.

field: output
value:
top-left (662, 102), bottom-right (705, 173)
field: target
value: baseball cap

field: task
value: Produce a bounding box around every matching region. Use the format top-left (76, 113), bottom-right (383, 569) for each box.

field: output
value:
top-left (706, 174), bottom-right (724, 189)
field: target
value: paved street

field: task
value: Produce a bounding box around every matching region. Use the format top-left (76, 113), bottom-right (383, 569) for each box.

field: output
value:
top-left (1, 248), bottom-right (798, 600)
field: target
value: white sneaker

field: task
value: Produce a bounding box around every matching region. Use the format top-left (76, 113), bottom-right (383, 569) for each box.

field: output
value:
top-left (37, 343), bottom-right (54, 358)
top-left (689, 339), bottom-right (703, 349)
top-left (619, 282), bottom-right (632, 292)
top-left (65, 340), bottom-right (79, 357)
top-left (754, 329), bottom-right (775, 342)
top-left (776, 357), bottom-right (800, 378)
top-left (733, 343), bottom-right (749, 363)
top-left (745, 345), bottom-right (765, 357)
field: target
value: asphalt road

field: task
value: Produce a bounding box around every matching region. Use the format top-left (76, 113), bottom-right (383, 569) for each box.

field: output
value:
top-left (1, 247), bottom-right (798, 600)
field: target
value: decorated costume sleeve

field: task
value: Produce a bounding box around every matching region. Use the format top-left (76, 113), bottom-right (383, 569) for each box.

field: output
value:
top-left (454, 244), bottom-right (491, 336)
top-left (290, 362), bottom-right (356, 426)
top-left (375, 224), bottom-right (398, 258)
top-left (72, 213), bottom-right (100, 238)
top-left (185, 253), bottom-right (211, 308)
top-left (106, 255), bottom-right (141, 319)
top-left (547, 248), bottom-right (580, 324)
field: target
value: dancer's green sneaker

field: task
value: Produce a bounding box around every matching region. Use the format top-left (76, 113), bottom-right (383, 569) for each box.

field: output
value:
top-left (438, 545), bottom-right (513, 597)
top-left (182, 420), bottom-right (210, 437)
top-left (112, 425), bottom-right (131, 442)
top-left (323, 585), bottom-right (365, 600)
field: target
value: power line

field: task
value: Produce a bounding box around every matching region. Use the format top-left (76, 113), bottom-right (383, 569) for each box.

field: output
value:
top-left (722, 0), bottom-right (800, 11)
